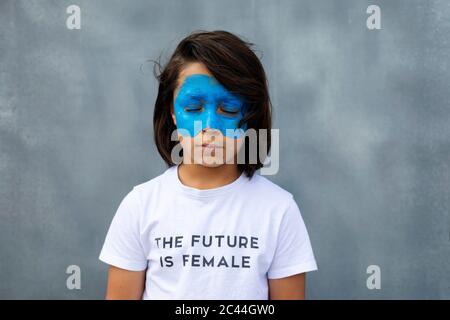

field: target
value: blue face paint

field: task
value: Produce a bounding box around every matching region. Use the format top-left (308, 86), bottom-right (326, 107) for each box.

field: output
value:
top-left (174, 74), bottom-right (247, 138)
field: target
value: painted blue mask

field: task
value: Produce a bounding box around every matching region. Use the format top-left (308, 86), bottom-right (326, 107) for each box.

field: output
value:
top-left (173, 74), bottom-right (247, 138)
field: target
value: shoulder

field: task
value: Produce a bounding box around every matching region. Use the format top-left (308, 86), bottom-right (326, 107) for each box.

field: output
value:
top-left (129, 165), bottom-right (175, 202)
top-left (247, 173), bottom-right (295, 208)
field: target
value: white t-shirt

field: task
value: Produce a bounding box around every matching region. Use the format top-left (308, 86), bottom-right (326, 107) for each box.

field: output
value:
top-left (99, 164), bottom-right (318, 299)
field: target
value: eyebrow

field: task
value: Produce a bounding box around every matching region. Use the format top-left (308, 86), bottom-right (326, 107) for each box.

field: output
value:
top-left (184, 93), bottom-right (206, 101)
top-left (217, 95), bottom-right (243, 106)
top-left (191, 93), bottom-right (206, 99)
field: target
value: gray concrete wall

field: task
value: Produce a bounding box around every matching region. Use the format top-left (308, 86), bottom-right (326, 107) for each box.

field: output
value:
top-left (1, 0), bottom-right (449, 299)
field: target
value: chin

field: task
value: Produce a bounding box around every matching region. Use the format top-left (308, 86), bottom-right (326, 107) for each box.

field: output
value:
top-left (197, 157), bottom-right (225, 167)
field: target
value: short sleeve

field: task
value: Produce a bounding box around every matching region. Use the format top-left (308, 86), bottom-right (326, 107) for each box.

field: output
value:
top-left (267, 196), bottom-right (318, 279)
top-left (99, 188), bottom-right (147, 271)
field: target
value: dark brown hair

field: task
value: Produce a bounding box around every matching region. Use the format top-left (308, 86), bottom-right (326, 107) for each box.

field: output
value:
top-left (152, 30), bottom-right (272, 178)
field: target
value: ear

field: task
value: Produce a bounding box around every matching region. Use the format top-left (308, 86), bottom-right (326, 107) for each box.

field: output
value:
top-left (170, 103), bottom-right (177, 126)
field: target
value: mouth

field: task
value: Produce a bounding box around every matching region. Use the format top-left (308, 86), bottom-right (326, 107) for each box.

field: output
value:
top-left (198, 143), bottom-right (223, 149)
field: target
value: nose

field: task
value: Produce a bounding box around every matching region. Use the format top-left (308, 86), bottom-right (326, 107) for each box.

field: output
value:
top-left (203, 106), bottom-right (219, 131)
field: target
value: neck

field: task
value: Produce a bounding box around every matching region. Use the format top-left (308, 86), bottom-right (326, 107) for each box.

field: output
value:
top-left (177, 163), bottom-right (241, 190)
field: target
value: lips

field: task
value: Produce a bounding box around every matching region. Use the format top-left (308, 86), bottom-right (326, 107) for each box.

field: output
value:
top-left (202, 144), bottom-right (222, 148)
top-left (199, 143), bottom-right (223, 148)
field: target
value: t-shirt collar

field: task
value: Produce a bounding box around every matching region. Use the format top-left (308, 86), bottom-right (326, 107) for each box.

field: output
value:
top-left (171, 164), bottom-right (248, 198)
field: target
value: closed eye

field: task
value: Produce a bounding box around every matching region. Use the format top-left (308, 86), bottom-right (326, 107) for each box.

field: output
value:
top-left (184, 105), bottom-right (203, 112)
top-left (218, 104), bottom-right (240, 115)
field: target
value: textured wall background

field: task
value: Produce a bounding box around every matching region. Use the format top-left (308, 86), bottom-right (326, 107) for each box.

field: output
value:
top-left (1, 0), bottom-right (449, 299)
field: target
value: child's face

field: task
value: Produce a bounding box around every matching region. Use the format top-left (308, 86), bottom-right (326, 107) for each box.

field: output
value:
top-left (171, 62), bottom-right (246, 167)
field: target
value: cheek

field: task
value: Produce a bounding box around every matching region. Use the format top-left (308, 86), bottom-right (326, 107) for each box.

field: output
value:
top-left (179, 136), bottom-right (194, 149)
top-left (175, 109), bottom-right (196, 125)
top-left (223, 137), bottom-right (244, 153)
